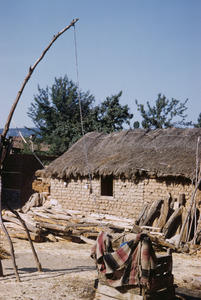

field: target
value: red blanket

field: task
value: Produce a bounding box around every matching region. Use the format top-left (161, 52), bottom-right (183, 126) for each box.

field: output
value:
top-left (91, 231), bottom-right (157, 288)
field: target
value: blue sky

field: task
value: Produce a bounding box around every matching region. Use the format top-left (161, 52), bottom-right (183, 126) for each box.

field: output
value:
top-left (0, 0), bottom-right (201, 129)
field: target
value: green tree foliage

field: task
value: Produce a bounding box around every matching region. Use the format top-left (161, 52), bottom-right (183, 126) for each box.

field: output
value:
top-left (194, 113), bottom-right (201, 128)
top-left (28, 76), bottom-right (133, 155)
top-left (135, 93), bottom-right (191, 129)
top-left (93, 91), bottom-right (133, 133)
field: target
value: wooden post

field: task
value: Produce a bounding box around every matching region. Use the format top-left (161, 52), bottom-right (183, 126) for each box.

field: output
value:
top-left (0, 176), bottom-right (20, 281)
top-left (6, 204), bottom-right (42, 272)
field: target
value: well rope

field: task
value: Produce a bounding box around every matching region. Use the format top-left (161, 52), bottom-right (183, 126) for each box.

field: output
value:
top-left (73, 24), bottom-right (101, 218)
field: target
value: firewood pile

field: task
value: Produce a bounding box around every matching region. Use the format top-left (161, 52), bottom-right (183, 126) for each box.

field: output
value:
top-left (1, 203), bottom-right (134, 244)
top-left (1, 192), bottom-right (200, 253)
top-left (1, 203), bottom-right (180, 252)
top-left (135, 193), bottom-right (201, 250)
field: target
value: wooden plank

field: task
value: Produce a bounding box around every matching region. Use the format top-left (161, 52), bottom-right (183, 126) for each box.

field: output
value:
top-left (56, 234), bottom-right (84, 243)
top-left (147, 273), bottom-right (174, 293)
top-left (95, 283), bottom-right (175, 300)
top-left (180, 207), bottom-right (188, 243)
top-left (149, 232), bottom-right (163, 236)
top-left (39, 207), bottom-right (74, 221)
top-left (145, 286), bottom-right (175, 300)
top-left (37, 221), bottom-right (68, 232)
top-left (142, 200), bottom-right (163, 227)
top-left (141, 226), bottom-right (161, 232)
top-left (162, 206), bottom-right (183, 239)
top-left (0, 228), bottom-right (43, 242)
top-left (149, 235), bottom-right (176, 251)
top-left (79, 235), bottom-right (95, 245)
top-left (2, 214), bottom-right (41, 234)
top-left (156, 255), bottom-right (172, 265)
top-left (95, 282), bottom-right (143, 300)
top-left (139, 203), bottom-right (151, 226)
top-left (82, 232), bottom-right (99, 238)
top-left (156, 194), bottom-right (171, 230)
top-left (33, 214), bottom-right (74, 227)
top-left (155, 255), bottom-right (172, 275)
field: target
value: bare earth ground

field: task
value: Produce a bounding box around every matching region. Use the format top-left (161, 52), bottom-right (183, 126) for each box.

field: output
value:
top-left (0, 236), bottom-right (200, 300)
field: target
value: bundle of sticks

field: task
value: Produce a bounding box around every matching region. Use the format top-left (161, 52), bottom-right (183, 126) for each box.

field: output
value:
top-left (1, 204), bottom-right (133, 243)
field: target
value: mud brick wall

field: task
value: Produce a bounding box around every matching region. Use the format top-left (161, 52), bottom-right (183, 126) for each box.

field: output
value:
top-left (49, 176), bottom-right (201, 220)
top-left (32, 179), bottom-right (50, 194)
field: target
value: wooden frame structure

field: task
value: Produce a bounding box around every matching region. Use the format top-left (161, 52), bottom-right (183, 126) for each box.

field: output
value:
top-left (94, 244), bottom-right (175, 300)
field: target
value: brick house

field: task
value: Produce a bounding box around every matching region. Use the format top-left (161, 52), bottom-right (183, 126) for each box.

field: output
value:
top-left (35, 128), bottom-right (201, 220)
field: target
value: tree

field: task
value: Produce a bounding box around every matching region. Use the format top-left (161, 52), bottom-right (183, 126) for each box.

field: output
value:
top-left (135, 93), bottom-right (191, 129)
top-left (194, 113), bottom-right (201, 128)
top-left (28, 76), bottom-right (95, 155)
top-left (93, 91), bottom-right (133, 133)
top-left (28, 76), bottom-right (133, 155)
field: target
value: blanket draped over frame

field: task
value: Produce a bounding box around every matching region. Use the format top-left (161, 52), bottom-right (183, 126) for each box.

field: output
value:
top-left (91, 231), bottom-right (157, 288)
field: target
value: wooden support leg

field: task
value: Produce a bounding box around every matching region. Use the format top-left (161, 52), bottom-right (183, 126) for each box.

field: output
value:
top-left (0, 176), bottom-right (20, 282)
top-left (6, 204), bottom-right (42, 272)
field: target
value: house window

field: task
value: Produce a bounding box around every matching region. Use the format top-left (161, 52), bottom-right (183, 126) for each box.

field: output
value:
top-left (101, 175), bottom-right (113, 196)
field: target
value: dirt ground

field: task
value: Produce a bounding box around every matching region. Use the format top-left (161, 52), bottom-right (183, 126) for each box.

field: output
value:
top-left (0, 236), bottom-right (200, 300)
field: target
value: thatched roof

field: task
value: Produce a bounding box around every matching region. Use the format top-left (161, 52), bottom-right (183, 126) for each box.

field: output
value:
top-left (36, 128), bottom-right (201, 180)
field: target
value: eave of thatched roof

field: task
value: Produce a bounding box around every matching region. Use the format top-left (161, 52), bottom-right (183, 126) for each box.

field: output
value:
top-left (36, 128), bottom-right (201, 180)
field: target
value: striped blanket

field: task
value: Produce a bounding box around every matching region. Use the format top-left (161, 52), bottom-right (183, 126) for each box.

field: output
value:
top-left (91, 231), bottom-right (157, 288)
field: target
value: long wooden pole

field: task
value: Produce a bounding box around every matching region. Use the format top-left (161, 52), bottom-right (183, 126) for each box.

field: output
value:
top-left (0, 18), bottom-right (79, 281)
top-left (2, 18), bottom-right (79, 138)
top-left (186, 138), bottom-right (200, 243)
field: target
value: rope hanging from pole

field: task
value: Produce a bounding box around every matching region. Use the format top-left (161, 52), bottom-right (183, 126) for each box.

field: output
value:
top-left (73, 24), bottom-right (101, 218)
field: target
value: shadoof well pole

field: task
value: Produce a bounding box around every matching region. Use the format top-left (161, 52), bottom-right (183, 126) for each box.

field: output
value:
top-left (0, 18), bottom-right (79, 282)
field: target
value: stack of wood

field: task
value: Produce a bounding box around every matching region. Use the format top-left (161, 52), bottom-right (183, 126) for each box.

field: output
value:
top-left (135, 193), bottom-right (201, 249)
top-left (1, 191), bottom-right (200, 252)
top-left (1, 204), bottom-right (134, 244)
top-left (0, 203), bottom-right (181, 253)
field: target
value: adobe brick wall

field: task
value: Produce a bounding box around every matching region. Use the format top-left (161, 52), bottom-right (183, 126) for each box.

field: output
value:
top-left (32, 179), bottom-right (50, 194)
top-left (49, 176), bottom-right (201, 220)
